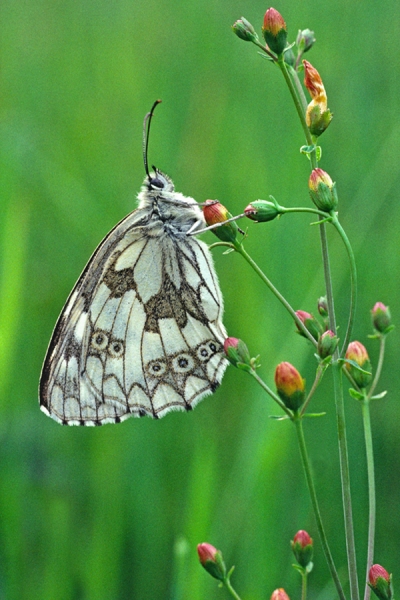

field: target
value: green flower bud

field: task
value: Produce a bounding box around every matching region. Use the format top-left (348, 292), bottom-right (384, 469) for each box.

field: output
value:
top-left (232, 17), bottom-right (259, 43)
top-left (371, 302), bottom-right (392, 334)
top-left (308, 168), bottom-right (338, 212)
top-left (345, 341), bottom-right (372, 388)
top-left (244, 200), bottom-right (280, 222)
top-left (368, 564), bottom-right (393, 600)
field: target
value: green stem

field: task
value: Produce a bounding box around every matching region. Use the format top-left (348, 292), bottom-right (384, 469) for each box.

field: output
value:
top-left (293, 417), bottom-right (346, 600)
top-left (366, 336), bottom-right (386, 400)
top-left (235, 244), bottom-right (318, 348)
top-left (248, 369), bottom-right (293, 417)
top-left (287, 65), bottom-right (309, 113)
top-left (361, 396), bottom-right (375, 600)
top-left (301, 570), bottom-right (308, 600)
top-left (222, 576), bottom-right (242, 600)
top-left (277, 57), bottom-right (314, 148)
top-left (330, 215), bottom-right (358, 356)
top-left (332, 361), bottom-right (359, 600)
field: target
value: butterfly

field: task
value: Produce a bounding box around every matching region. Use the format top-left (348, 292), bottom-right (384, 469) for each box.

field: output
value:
top-left (39, 101), bottom-right (228, 425)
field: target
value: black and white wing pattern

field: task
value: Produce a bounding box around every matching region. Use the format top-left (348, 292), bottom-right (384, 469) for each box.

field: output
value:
top-left (40, 171), bottom-right (228, 425)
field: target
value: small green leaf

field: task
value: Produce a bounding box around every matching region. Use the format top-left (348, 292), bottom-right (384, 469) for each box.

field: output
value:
top-left (349, 388), bottom-right (364, 400)
top-left (371, 390), bottom-right (387, 400)
top-left (269, 415), bottom-right (291, 421)
top-left (306, 561), bottom-right (314, 574)
top-left (302, 412), bottom-right (326, 418)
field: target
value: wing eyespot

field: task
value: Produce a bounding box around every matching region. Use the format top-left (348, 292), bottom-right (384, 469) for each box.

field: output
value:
top-left (91, 331), bottom-right (109, 351)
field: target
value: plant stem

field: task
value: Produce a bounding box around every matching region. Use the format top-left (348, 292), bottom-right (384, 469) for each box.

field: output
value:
top-left (301, 570), bottom-right (308, 600)
top-left (332, 361), bottom-right (359, 600)
top-left (361, 396), bottom-right (375, 600)
top-left (367, 336), bottom-right (386, 400)
top-left (330, 215), bottom-right (358, 356)
top-left (248, 369), bottom-right (293, 417)
top-left (223, 577), bottom-right (242, 600)
top-left (235, 244), bottom-right (318, 348)
top-left (278, 58), bottom-right (314, 147)
top-left (293, 417), bottom-right (346, 600)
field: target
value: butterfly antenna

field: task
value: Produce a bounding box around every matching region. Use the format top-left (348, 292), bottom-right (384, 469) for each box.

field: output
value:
top-left (143, 99), bottom-right (162, 179)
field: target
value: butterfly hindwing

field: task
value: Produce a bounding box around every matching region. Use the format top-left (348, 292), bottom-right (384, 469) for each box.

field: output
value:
top-left (40, 188), bottom-right (228, 426)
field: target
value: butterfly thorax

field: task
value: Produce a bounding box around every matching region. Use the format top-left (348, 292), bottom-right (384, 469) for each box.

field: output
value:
top-left (137, 171), bottom-right (205, 235)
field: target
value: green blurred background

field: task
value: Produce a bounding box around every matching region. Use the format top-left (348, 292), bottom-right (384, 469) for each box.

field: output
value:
top-left (1, 0), bottom-right (399, 598)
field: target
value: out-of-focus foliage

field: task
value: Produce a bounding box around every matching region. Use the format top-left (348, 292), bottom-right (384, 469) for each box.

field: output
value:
top-left (0, 0), bottom-right (399, 598)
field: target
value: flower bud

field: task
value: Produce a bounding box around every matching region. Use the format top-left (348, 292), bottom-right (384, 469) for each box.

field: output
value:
top-left (244, 200), bottom-right (280, 222)
top-left (197, 543), bottom-right (226, 581)
top-left (303, 60), bottom-right (333, 137)
top-left (308, 168), bottom-right (338, 212)
top-left (295, 310), bottom-right (323, 341)
top-left (223, 337), bottom-right (251, 369)
top-left (317, 296), bottom-right (329, 318)
top-left (345, 341), bottom-right (372, 388)
top-left (318, 330), bottom-right (338, 359)
top-left (271, 589), bottom-right (290, 600)
top-left (203, 200), bottom-right (238, 243)
top-left (291, 530), bottom-right (313, 568)
top-left (275, 362), bottom-right (305, 412)
top-left (371, 302), bottom-right (392, 334)
top-left (296, 29), bottom-right (316, 54)
top-left (262, 8), bottom-right (287, 55)
top-left (232, 17), bottom-right (259, 43)
top-left (368, 564), bottom-right (393, 600)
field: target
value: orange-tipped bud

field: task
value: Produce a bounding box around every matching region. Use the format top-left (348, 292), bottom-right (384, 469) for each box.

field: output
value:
top-left (203, 200), bottom-right (238, 243)
top-left (345, 341), bottom-right (372, 388)
top-left (308, 168), bottom-right (338, 211)
top-left (318, 330), bottom-right (338, 359)
top-left (368, 564), bottom-right (393, 600)
top-left (291, 530), bottom-right (313, 568)
top-left (232, 17), bottom-right (259, 43)
top-left (371, 302), bottom-right (392, 334)
top-left (197, 543), bottom-right (226, 581)
top-left (275, 362), bottom-right (305, 411)
top-left (244, 200), bottom-right (280, 222)
top-left (303, 60), bottom-right (333, 137)
top-left (262, 8), bottom-right (287, 55)
top-left (295, 310), bottom-right (323, 341)
top-left (271, 589), bottom-right (290, 600)
top-left (223, 337), bottom-right (251, 369)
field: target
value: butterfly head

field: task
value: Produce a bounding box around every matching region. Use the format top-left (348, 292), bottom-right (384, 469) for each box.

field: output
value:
top-left (146, 168), bottom-right (175, 194)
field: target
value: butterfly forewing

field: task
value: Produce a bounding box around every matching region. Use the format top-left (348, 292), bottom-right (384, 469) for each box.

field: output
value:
top-left (40, 175), bottom-right (228, 425)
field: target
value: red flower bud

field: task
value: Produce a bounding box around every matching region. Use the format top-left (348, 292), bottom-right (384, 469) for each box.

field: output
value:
top-left (203, 200), bottom-right (238, 243)
top-left (295, 310), bottom-right (322, 341)
top-left (197, 543), bottom-right (226, 581)
top-left (291, 530), bottom-right (313, 567)
top-left (223, 337), bottom-right (251, 368)
top-left (368, 564), bottom-right (393, 600)
top-left (308, 168), bottom-right (338, 211)
top-left (262, 8), bottom-right (287, 55)
top-left (345, 341), bottom-right (372, 388)
top-left (275, 362), bottom-right (305, 411)
top-left (371, 302), bottom-right (391, 334)
top-left (270, 589), bottom-right (290, 600)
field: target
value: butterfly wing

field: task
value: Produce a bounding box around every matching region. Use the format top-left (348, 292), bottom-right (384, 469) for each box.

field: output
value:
top-left (40, 210), bottom-right (228, 425)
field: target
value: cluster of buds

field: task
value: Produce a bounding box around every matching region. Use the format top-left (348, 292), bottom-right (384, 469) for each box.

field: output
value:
top-left (303, 60), bottom-right (333, 137)
top-left (368, 564), bottom-right (393, 600)
top-left (295, 309), bottom-right (339, 360)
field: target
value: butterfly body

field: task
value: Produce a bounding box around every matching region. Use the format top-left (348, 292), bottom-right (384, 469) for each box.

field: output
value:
top-left (40, 170), bottom-right (228, 425)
